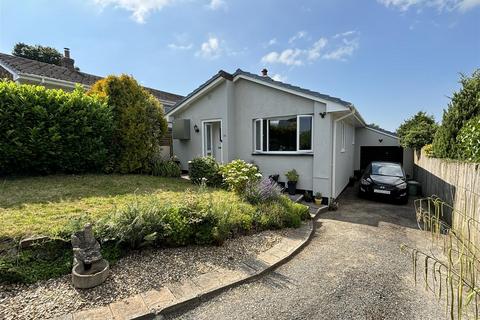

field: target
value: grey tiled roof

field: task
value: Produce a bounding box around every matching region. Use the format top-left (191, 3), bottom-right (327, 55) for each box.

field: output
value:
top-left (0, 52), bottom-right (183, 105)
top-left (233, 69), bottom-right (353, 107)
top-left (366, 125), bottom-right (398, 137)
top-left (167, 69), bottom-right (353, 115)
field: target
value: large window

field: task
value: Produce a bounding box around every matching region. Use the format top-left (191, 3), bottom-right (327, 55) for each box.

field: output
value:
top-left (253, 115), bottom-right (313, 153)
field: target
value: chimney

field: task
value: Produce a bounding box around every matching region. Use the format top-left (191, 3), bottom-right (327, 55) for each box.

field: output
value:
top-left (261, 68), bottom-right (268, 77)
top-left (61, 47), bottom-right (75, 70)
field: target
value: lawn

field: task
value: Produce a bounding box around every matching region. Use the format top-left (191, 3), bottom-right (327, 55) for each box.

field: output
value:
top-left (0, 174), bottom-right (200, 239)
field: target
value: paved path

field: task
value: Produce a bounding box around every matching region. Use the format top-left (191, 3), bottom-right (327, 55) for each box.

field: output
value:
top-left (164, 188), bottom-right (445, 320)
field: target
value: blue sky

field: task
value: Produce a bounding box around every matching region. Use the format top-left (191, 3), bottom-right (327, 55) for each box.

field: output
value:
top-left (0, 0), bottom-right (479, 131)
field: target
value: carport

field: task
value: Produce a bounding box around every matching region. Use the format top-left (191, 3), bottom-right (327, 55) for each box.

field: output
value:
top-left (354, 126), bottom-right (413, 177)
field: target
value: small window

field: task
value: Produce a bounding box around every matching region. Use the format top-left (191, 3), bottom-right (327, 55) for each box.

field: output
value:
top-left (352, 127), bottom-right (355, 145)
top-left (298, 116), bottom-right (313, 151)
top-left (341, 122), bottom-right (346, 152)
top-left (254, 119), bottom-right (262, 152)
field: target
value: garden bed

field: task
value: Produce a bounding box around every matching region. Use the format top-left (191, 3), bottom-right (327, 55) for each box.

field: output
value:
top-left (0, 228), bottom-right (292, 320)
top-left (0, 174), bottom-right (308, 284)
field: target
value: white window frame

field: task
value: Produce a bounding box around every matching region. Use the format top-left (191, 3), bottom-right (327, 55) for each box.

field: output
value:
top-left (341, 121), bottom-right (346, 153)
top-left (252, 115), bottom-right (313, 154)
top-left (352, 127), bottom-right (355, 145)
top-left (254, 119), bottom-right (263, 152)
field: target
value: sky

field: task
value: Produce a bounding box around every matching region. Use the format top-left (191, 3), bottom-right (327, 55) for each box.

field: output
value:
top-left (0, 0), bottom-right (479, 131)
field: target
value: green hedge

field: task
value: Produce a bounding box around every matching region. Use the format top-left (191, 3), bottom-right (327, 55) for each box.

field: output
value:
top-left (457, 115), bottom-right (480, 162)
top-left (0, 82), bottom-right (112, 175)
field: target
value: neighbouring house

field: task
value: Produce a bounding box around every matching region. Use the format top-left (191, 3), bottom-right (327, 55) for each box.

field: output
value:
top-left (167, 68), bottom-right (413, 201)
top-left (0, 49), bottom-right (184, 157)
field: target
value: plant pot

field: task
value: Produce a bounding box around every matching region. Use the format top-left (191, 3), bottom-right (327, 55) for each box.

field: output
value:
top-left (287, 181), bottom-right (297, 195)
top-left (314, 198), bottom-right (322, 205)
top-left (321, 197), bottom-right (329, 205)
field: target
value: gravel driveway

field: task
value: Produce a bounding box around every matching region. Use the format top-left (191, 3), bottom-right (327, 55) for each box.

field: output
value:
top-left (164, 187), bottom-right (445, 320)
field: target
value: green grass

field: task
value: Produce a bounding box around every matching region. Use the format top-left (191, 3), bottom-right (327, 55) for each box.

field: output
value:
top-left (0, 174), bottom-right (198, 240)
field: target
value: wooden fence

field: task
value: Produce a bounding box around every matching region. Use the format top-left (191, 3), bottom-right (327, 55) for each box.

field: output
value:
top-left (414, 150), bottom-right (480, 228)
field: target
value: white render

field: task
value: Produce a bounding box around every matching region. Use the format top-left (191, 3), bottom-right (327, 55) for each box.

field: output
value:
top-left (169, 70), bottom-right (412, 200)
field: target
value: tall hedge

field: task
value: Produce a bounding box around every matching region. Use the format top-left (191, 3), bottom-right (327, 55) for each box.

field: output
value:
top-left (88, 75), bottom-right (167, 173)
top-left (0, 82), bottom-right (112, 175)
top-left (457, 115), bottom-right (480, 162)
top-left (432, 69), bottom-right (480, 159)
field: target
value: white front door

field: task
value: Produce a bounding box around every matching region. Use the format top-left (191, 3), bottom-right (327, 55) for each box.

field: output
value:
top-left (204, 123), bottom-right (213, 157)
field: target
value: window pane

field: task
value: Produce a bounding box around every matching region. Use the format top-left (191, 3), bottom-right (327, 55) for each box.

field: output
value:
top-left (299, 117), bottom-right (312, 150)
top-left (268, 117), bottom-right (297, 151)
top-left (255, 120), bottom-right (261, 151)
top-left (263, 120), bottom-right (268, 151)
top-left (206, 125), bottom-right (212, 150)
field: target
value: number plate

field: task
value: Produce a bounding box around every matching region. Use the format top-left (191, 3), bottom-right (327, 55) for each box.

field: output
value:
top-left (374, 189), bottom-right (390, 195)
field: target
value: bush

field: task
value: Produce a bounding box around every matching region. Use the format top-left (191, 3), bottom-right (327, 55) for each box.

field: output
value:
top-left (432, 69), bottom-right (480, 159)
top-left (243, 177), bottom-right (283, 205)
top-left (285, 169), bottom-right (299, 182)
top-left (423, 144), bottom-right (434, 157)
top-left (397, 111), bottom-right (437, 149)
top-left (89, 75), bottom-right (167, 173)
top-left (220, 159), bottom-right (262, 193)
top-left (151, 156), bottom-right (181, 177)
top-left (0, 81), bottom-right (113, 175)
top-left (255, 196), bottom-right (308, 229)
top-left (457, 115), bottom-right (480, 162)
top-left (189, 156), bottom-right (223, 187)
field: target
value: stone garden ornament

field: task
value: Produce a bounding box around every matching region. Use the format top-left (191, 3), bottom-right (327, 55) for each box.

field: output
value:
top-left (71, 223), bottom-right (109, 289)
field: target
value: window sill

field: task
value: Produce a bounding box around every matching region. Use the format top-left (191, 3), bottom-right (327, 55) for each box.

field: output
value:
top-left (252, 152), bottom-right (314, 156)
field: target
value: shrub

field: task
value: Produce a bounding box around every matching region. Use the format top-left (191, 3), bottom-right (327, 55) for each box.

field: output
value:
top-left (151, 156), bottom-right (181, 177)
top-left (220, 159), bottom-right (262, 193)
top-left (189, 156), bottom-right (223, 187)
top-left (457, 115), bottom-right (480, 162)
top-left (0, 81), bottom-right (113, 175)
top-left (397, 111), bottom-right (437, 150)
top-left (432, 69), bottom-right (480, 158)
top-left (255, 196), bottom-right (308, 229)
top-left (243, 177), bottom-right (283, 205)
top-left (285, 169), bottom-right (299, 182)
top-left (423, 144), bottom-right (434, 157)
top-left (88, 75), bottom-right (167, 173)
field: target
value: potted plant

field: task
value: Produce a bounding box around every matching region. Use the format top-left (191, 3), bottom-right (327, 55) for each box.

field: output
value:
top-left (303, 191), bottom-right (313, 202)
top-left (314, 192), bottom-right (322, 205)
top-left (285, 169), bottom-right (299, 195)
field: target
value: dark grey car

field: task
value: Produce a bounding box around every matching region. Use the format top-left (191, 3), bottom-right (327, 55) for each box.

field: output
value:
top-left (359, 161), bottom-right (408, 204)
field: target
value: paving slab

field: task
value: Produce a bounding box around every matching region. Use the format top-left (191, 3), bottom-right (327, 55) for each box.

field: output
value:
top-left (72, 306), bottom-right (113, 320)
top-left (141, 288), bottom-right (175, 312)
top-left (109, 295), bottom-right (149, 320)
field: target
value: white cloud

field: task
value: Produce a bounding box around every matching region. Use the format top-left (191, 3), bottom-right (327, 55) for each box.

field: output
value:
top-left (288, 31), bottom-right (308, 44)
top-left (168, 43), bottom-right (193, 50)
top-left (196, 36), bottom-right (222, 59)
top-left (93, 0), bottom-right (174, 23)
top-left (271, 74), bottom-right (287, 82)
top-left (268, 38), bottom-right (277, 46)
top-left (323, 38), bottom-right (359, 61)
top-left (260, 31), bottom-right (359, 66)
top-left (208, 0), bottom-right (227, 10)
top-left (307, 38), bottom-right (328, 60)
top-left (261, 49), bottom-right (304, 66)
top-left (377, 0), bottom-right (480, 12)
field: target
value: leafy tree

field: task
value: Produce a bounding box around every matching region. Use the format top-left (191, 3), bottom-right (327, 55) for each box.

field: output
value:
top-left (12, 43), bottom-right (62, 65)
top-left (397, 111), bottom-right (437, 149)
top-left (432, 69), bottom-right (480, 158)
top-left (368, 123), bottom-right (381, 129)
top-left (457, 115), bottom-right (480, 162)
top-left (88, 75), bottom-right (167, 173)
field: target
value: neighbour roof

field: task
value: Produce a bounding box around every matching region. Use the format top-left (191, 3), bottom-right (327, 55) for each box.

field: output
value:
top-left (167, 68), bottom-right (354, 115)
top-left (0, 52), bottom-right (183, 106)
top-left (366, 124), bottom-right (398, 137)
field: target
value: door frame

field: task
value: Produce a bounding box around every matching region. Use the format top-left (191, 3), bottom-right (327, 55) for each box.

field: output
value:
top-left (201, 119), bottom-right (223, 163)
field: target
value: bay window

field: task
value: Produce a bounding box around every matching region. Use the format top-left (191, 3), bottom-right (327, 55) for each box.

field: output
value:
top-left (253, 115), bottom-right (313, 153)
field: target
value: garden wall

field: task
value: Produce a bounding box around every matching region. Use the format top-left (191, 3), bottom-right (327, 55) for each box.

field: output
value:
top-left (414, 149), bottom-right (480, 228)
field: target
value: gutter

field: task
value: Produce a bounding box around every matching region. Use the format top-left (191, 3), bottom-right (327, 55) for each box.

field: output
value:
top-left (331, 109), bottom-right (356, 201)
top-left (18, 72), bottom-right (91, 90)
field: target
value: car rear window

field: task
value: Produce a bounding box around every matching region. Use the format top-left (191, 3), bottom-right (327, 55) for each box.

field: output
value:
top-left (371, 163), bottom-right (403, 177)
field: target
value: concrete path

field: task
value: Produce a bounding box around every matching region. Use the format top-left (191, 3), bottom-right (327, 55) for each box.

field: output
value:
top-left (164, 187), bottom-right (445, 320)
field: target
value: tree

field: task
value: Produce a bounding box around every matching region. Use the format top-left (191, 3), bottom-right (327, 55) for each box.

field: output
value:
top-left (432, 69), bottom-right (480, 159)
top-left (368, 123), bottom-right (381, 129)
top-left (397, 111), bottom-right (437, 149)
top-left (88, 75), bottom-right (168, 173)
top-left (12, 43), bottom-right (63, 65)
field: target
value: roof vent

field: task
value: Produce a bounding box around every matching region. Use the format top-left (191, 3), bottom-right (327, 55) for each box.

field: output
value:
top-left (261, 68), bottom-right (268, 77)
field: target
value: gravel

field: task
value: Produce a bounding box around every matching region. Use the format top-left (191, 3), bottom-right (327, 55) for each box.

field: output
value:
top-left (164, 188), bottom-right (446, 320)
top-left (0, 229), bottom-right (291, 320)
